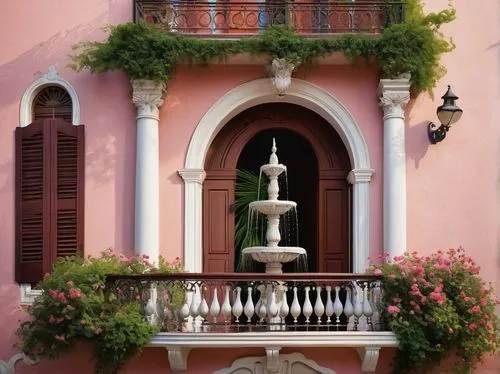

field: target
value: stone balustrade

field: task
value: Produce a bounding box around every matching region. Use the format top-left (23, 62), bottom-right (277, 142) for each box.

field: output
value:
top-left (105, 273), bottom-right (385, 333)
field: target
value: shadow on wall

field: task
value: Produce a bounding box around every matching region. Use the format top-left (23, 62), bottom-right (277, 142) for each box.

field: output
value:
top-left (404, 100), bottom-right (430, 169)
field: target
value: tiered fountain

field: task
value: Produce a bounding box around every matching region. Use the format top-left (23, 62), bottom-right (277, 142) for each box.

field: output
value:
top-left (242, 139), bottom-right (306, 274)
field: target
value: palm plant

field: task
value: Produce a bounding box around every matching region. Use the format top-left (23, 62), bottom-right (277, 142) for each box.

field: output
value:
top-left (234, 169), bottom-right (267, 270)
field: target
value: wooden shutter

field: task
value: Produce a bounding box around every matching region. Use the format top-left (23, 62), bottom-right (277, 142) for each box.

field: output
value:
top-left (53, 120), bottom-right (84, 262)
top-left (203, 172), bottom-right (235, 273)
top-left (318, 178), bottom-right (350, 273)
top-left (15, 119), bottom-right (84, 283)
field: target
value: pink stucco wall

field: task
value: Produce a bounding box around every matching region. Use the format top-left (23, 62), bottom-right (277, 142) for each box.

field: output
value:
top-left (0, 0), bottom-right (499, 372)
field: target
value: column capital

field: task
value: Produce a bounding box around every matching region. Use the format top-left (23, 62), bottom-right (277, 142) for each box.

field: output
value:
top-left (131, 79), bottom-right (165, 120)
top-left (179, 168), bottom-right (206, 184)
top-left (347, 168), bottom-right (374, 184)
top-left (378, 74), bottom-right (411, 119)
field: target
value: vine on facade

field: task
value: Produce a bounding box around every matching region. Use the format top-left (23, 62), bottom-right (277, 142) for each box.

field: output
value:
top-left (70, 0), bottom-right (455, 96)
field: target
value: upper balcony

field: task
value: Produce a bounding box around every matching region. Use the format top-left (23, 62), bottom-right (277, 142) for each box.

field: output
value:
top-left (134, 0), bottom-right (404, 37)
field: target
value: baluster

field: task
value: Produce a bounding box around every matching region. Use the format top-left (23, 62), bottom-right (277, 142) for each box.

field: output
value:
top-left (279, 286), bottom-right (289, 325)
top-left (314, 286), bottom-right (325, 324)
top-left (344, 285), bottom-right (354, 330)
top-left (290, 286), bottom-right (301, 324)
top-left (371, 281), bottom-right (382, 330)
top-left (303, 286), bottom-right (313, 324)
top-left (333, 286), bottom-right (343, 326)
top-left (353, 283), bottom-right (363, 331)
top-left (233, 287), bottom-right (243, 323)
top-left (244, 286), bottom-right (255, 324)
top-left (190, 285), bottom-right (200, 319)
top-left (199, 286), bottom-right (209, 323)
top-left (268, 286), bottom-right (279, 319)
top-left (179, 292), bottom-right (190, 322)
top-left (222, 284), bottom-right (232, 324)
top-left (325, 286), bottom-right (334, 324)
top-left (144, 284), bottom-right (158, 326)
top-left (362, 283), bottom-right (373, 330)
top-left (209, 287), bottom-right (221, 323)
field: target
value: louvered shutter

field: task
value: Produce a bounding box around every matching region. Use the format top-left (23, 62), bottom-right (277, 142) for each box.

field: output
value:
top-left (53, 120), bottom-right (84, 261)
top-left (15, 121), bottom-right (50, 283)
top-left (15, 119), bottom-right (84, 283)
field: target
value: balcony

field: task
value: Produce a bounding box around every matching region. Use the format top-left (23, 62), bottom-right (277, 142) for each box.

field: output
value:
top-left (134, 0), bottom-right (404, 36)
top-left (105, 272), bottom-right (398, 372)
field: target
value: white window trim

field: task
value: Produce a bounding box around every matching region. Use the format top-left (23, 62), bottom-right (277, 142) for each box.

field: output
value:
top-left (19, 65), bottom-right (81, 127)
top-left (18, 66), bottom-right (81, 304)
top-left (179, 77), bottom-right (373, 274)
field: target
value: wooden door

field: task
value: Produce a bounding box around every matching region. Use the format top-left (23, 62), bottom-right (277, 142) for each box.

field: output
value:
top-left (202, 103), bottom-right (351, 273)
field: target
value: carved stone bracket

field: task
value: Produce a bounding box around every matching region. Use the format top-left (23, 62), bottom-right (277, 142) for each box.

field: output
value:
top-left (166, 346), bottom-right (192, 372)
top-left (0, 353), bottom-right (37, 374)
top-left (356, 347), bottom-right (381, 373)
top-left (270, 58), bottom-right (297, 96)
top-left (265, 346), bottom-right (281, 373)
top-left (131, 79), bottom-right (166, 119)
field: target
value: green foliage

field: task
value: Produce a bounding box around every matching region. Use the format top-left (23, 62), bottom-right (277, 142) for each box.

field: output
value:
top-left (71, 1), bottom-right (456, 95)
top-left (234, 169), bottom-right (267, 270)
top-left (371, 248), bottom-right (500, 373)
top-left (16, 250), bottom-right (184, 374)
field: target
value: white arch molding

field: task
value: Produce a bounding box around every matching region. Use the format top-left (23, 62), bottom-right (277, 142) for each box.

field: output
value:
top-left (179, 78), bottom-right (373, 273)
top-left (19, 65), bottom-right (81, 126)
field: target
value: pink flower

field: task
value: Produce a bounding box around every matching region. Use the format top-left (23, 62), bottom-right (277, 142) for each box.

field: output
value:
top-left (388, 274), bottom-right (397, 279)
top-left (66, 280), bottom-right (74, 288)
top-left (58, 292), bottom-right (67, 303)
top-left (469, 305), bottom-right (480, 314)
top-left (48, 289), bottom-right (58, 299)
top-left (392, 297), bottom-right (401, 303)
top-left (387, 305), bottom-right (400, 314)
top-left (468, 323), bottom-right (478, 331)
top-left (94, 328), bottom-right (103, 335)
top-left (49, 315), bottom-right (56, 324)
top-left (69, 288), bottom-right (82, 299)
top-left (374, 269), bottom-right (383, 276)
top-left (448, 328), bottom-right (454, 334)
top-left (55, 335), bottom-right (65, 341)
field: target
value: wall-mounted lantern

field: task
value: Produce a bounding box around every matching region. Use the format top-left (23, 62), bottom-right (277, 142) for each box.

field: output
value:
top-left (428, 85), bottom-right (463, 144)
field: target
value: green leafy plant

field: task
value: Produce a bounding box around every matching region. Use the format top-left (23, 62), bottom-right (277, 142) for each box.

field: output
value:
top-left (234, 169), bottom-right (267, 270)
top-left (16, 250), bottom-right (184, 374)
top-left (71, 0), bottom-right (455, 96)
top-left (371, 248), bottom-right (500, 374)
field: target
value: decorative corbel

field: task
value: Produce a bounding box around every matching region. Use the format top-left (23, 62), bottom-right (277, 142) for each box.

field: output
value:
top-left (270, 58), bottom-right (297, 96)
top-left (166, 346), bottom-right (191, 372)
top-left (265, 346), bottom-right (282, 373)
top-left (356, 347), bottom-right (381, 372)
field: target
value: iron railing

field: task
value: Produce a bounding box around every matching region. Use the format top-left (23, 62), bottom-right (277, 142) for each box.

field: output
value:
top-left (134, 1), bottom-right (404, 35)
top-left (105, 273), bottom-right (386, 333)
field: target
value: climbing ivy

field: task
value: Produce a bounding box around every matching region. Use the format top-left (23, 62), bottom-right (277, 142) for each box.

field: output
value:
top-left (70, 0), bottom-right (456, 95)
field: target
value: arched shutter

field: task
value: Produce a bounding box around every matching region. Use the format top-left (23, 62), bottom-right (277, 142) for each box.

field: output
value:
top-left (15, 119), bottom-right (84, 283)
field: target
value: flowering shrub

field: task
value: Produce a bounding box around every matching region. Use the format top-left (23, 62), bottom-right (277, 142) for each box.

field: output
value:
top-left (371, 248), bottom-right (500, 374)
top-left (16, 249), bottom-right (184, 374)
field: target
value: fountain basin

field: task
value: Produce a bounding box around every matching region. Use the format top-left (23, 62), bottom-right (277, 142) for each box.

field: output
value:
top-left (249, 200), bottom-right (296, 216)
top-left (260, 164), bottom-right (286, 178)
top-left (242, 246), bottom-right (306, 264)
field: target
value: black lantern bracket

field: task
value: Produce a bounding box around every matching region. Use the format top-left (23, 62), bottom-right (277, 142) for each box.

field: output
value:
top-left (427, 85), bottom-right (463, 144)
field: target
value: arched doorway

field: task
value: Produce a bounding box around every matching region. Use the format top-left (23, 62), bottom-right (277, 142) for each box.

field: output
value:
top-left (203, 103), bottom-right (351, 273)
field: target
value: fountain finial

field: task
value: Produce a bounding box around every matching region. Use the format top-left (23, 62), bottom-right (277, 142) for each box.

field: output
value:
top-left (269, 138), bottom-right (279, 165)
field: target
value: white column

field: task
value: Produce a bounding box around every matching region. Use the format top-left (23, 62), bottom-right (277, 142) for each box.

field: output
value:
top-left (132, 79), bottom-right (165, 262)
top-left (378, 76), bottom-right (410, 260)
top-left (178, 169), bottom-right (206, 273)
top-left (348, 169), bottom-right (374, 273)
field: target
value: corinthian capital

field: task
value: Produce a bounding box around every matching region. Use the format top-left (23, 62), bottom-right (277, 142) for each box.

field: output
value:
top-left (131, 79), bottom-right (166, 119)
top-left (378, 75), bottom-right (411, 119)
